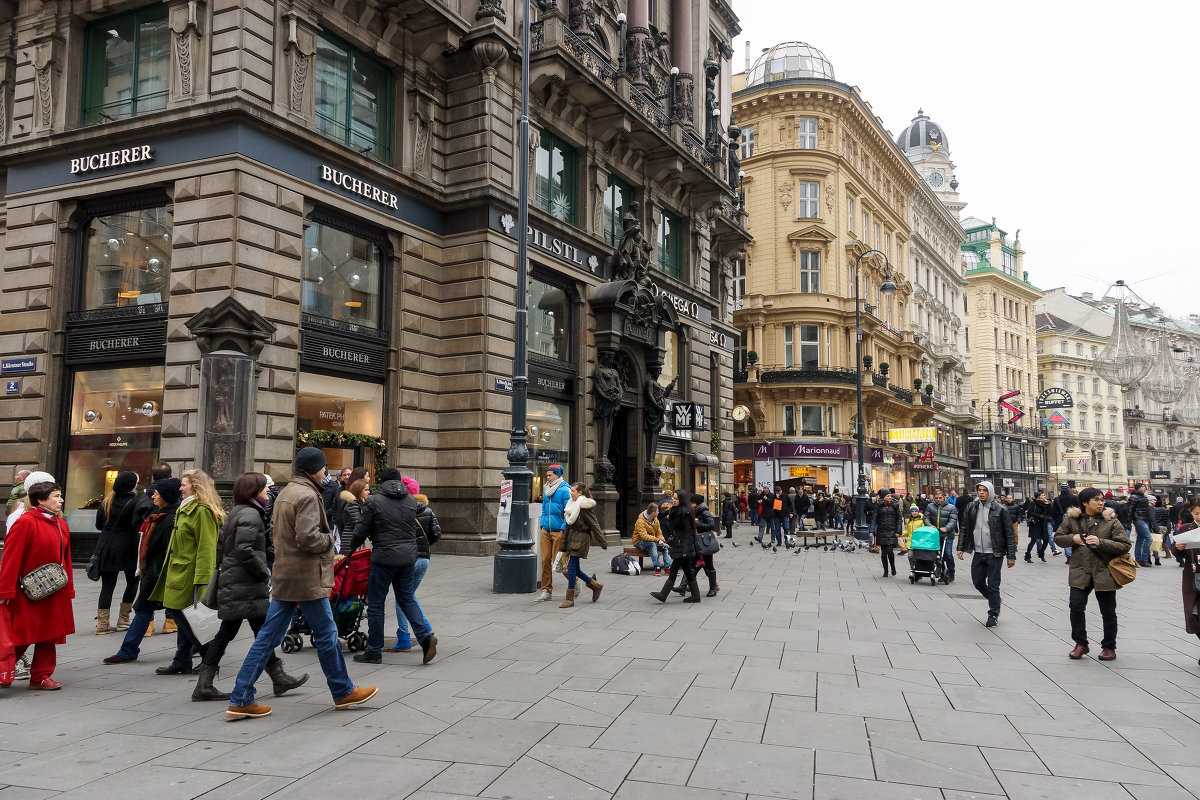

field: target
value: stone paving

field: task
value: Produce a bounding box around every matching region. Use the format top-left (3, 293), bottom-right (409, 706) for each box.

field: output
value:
top-left (1, 522), bottom-right (1199, 800)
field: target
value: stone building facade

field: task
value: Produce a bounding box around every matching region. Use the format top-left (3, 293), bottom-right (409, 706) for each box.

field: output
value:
top-left (0, 0), bottom-right (749, 556)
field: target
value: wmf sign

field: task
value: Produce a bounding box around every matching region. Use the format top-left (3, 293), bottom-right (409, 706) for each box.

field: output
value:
top-left (670, 403), bottom-right (707, 431)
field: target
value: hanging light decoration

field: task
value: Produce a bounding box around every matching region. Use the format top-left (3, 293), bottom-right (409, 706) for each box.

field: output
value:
top-left (1174, 376), bottom-right (1200, 427)
top-left (1092, 282), bottom-right (1152, 388)
top-left (1143, 333), bottom-right (1189, 404)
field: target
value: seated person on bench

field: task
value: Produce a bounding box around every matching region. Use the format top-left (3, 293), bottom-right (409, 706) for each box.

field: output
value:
top-left (633, 502), bottom-right (672, 576)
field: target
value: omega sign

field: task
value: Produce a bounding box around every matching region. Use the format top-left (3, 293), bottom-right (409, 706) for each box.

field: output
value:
top-left (70, 145), bottom-right (154, 175)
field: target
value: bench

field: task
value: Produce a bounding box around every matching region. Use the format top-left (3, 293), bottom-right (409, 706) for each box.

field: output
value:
top-left (623, 546), bottom-right (645, 571)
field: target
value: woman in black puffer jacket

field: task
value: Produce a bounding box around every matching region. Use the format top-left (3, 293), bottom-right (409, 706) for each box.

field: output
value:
top-left (874, 493), bottom-right (902, 578)
top-left (651, 491), bottom-right (701, 603)
top-left (93, 471), bottom-right (141, 634)
top-left (192, 472), bottom-right (308, 702)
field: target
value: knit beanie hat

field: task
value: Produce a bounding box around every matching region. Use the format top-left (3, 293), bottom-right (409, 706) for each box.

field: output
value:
top-left (23, 470), bottom-right (54, 493)
top-left (380, 467), bottom-right (403, 484)
top-left (114, 471), bottom-right (138, 493)
top-left (295, 446), bottom-right (327, 475)
top-left (401, 476), bottom-right (420, 496)
top-left (548, 464), bottom-right (564, 477)
top-left (155, 478), bottom-right (182, 505)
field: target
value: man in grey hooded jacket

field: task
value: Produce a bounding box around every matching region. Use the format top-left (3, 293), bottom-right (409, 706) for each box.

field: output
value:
top-left (956, 481), bottom-right (1016, 627)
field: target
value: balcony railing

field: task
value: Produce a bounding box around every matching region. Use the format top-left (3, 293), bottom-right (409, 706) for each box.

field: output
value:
top-left (871, 374), bottom-right (888, 388)
top-left (734, 369), bottom-right (749, 384)
top-left (888, 384), bottom-right (914, 403)
top-left (759, 367), bottom-right (858, 386)
top-left (1123, 409), bottom-right (1146, 419)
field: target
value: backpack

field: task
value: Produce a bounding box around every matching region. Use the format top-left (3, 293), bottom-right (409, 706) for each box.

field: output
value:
top-left (610, 554), bottom-right (641, 575)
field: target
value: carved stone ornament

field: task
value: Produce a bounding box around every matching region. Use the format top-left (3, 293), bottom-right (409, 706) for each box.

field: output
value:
top-left (778, 181), bottom-right (793, 211)
top-left (591, 348), bottom-right (624, 487)
top-left (32, 42), bottom-right (56, 132)
top-left (410, 88), bottom-right (436, 175)
top-left (673, 73), bottom-right (694, 128)
top-left (472, 38), bottom-right (508, 85)
top-left (476, 0), bottom-right (506, 22)
top-left (284, 11), bottom-right (317, 115)
top-left (568, 0), bottom-right (597, 38)
top-left (169, 0), bottom-right (205, 99)
top-left (625, 26), bottom-right (652, 87)
top-left (611, 201), bottom-right (653, 287)
top-left (185, 295), bottom-right (277, 358)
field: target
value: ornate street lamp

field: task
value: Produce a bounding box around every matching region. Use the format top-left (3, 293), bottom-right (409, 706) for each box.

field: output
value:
top-left (846, 241), bottom-right (897, 542)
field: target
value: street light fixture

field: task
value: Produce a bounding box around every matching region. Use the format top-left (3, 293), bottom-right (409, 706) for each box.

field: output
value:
top-left (846, 240), bottom-right (896, 543)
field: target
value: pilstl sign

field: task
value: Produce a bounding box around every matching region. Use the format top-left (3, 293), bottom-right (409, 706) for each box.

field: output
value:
top-left (887, 427), bottom-right (936, 444)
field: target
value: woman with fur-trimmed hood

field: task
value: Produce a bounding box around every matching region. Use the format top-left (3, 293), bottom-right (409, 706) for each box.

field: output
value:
top-left (1053, 487), bottom-right (1131, 661)
top-left (557, 482), bottom-right (607, 608)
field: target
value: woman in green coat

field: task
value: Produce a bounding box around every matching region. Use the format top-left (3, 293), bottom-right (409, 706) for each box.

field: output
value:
top-left (558, 482), bottom-right (607, 608)
top-left (150, 469), bottom-right (223, 675)
top-left (1053, 487), bottom-right (1131, 662)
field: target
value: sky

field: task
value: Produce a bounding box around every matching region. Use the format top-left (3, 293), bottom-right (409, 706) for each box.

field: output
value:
top-left (731, 1), bottom-right (1200, 317)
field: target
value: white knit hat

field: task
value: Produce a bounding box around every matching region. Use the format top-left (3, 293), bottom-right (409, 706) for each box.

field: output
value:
top-left (23, 471), bottom-right (54, 492)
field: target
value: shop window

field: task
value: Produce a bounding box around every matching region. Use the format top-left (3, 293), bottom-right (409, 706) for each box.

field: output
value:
top-left (315, 33), bottom-right (392, 161)
top-left (528, 398), bottom-right (572, 502)
top-left (81, 205), bottom-right (172, 310)
top-left (535, 130), bottom-right (578, 224)
top-left (655, 453), bottom-right (681, 495)
top-left (302, 219), bottom-right (384, 328)
top-left (64, 366), bottom-right (164, 530)
top-left (82, 5), bottom-right (170, 125)
top-left (657, 210), bottom-right (683, 279)
top-left (529, 276), bottom-right (570, 361)
top-left (296, 372), bottom-right (383, 474)
top-left (602, 175), bottom-right (634, 247)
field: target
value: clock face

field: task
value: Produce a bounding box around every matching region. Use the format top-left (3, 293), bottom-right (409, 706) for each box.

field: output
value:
top-left (732, 405), bottom-right (748, 421)
top-left (927, 172), bottom-right (944, 188)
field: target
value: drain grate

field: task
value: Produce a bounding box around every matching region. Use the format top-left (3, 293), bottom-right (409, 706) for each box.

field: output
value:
top-left (945, 593), bottom-right (985, 600)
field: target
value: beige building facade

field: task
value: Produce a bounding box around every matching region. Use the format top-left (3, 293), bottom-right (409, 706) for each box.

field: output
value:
top-left (0, 0), bottom-right (749, 556)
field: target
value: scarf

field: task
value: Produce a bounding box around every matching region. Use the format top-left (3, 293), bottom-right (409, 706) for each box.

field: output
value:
top-left (565, 494), bottom-right (584, 525)
top-left (138, 511), bottom-right (166, 573)
top-left (545, 477), bottom-right (563, 499)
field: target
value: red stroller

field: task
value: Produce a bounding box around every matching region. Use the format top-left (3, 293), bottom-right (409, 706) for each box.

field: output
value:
top-left (281, 548), bottom-right (371, 653)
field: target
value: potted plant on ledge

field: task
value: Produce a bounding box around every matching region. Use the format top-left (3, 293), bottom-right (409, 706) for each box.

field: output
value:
top-left (913, 378), bottom-right (923, 390)
top-left (878, 362), bottom-right (890, 378)
top-left (862, 355), bottom-right (873, 371)
top-left (746, 350), bottom-right (758, 366)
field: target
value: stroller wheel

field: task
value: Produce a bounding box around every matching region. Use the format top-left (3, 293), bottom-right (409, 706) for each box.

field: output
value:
top-left (281, 634), bottom-right (301, 654)
top-left (909, 576), bottom-right (915, 583)
top-left (346, 633), bottom-right (360, 652)
top-left (348, 632), bottom-right (367, 652)
top-left (930, 577), bottom-right (937, 586)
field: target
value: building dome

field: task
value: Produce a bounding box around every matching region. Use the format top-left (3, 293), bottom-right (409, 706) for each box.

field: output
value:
top-left (895, 109), bottom-right (949, 155)
top-left (745, 42), bottom-right (836, 87)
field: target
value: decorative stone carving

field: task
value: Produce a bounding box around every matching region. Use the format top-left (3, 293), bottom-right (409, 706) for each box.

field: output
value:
top-left (673, 73), bottom-right (694, 128)
top-left (626, 26), bottom-right (652, 87)
top-left (284, 11), bottom-right (317, 116)
top-left (703, 50), bottom-right (720, 148)
top-left (31, 40), bottom-right (57, 133)
top-left (410, 89), bottom-right (435, 176)
top-left (591, 349), bottom-right (624, 487)
top-left (611, 201), bottom-right (653, 287)
top-left (778, 181), bottom-right (792, 211)
top-left (0, 55), bottom-right (12, 145)
top-left (472, 39), bottom-right (508, 84)
top-left (727, 118), bottom-right (741, 187)
top-left (476, 0), bottom-right (506, 22)
top-left (169, 0), bottom-right (204, 101)
top-left (568, 0), bottom-right (597, 39)
top-left (643, 366), bottom-right (678, 472)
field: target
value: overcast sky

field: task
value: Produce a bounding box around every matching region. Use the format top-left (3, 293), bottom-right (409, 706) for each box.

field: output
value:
top-left (732, 1), bottom-right (1199, 317)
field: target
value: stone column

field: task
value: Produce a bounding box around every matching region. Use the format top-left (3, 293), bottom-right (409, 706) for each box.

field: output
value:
top-left (626, 0), bottom-right (650, 87)
top-left (670, 0), bottom-right (693, 127)
top-left (568, 0), bottom-right (597, 39)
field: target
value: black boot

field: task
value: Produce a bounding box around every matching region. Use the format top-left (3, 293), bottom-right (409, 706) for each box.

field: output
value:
top-left (265, 656), bottom-right (309, 696)
top-left (650, 578), bottom-right (674, 603)
top-left (682, 580), bottom-right (702, 603)
top-left (191, 664), bottom-right (230, 701)
top-left (706, 578), bottom-right (718, 598)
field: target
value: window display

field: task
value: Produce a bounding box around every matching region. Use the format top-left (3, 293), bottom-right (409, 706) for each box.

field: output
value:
top-left (302, 221), bottom-right (383, 328)
top-left (529, 277), bottom-right (569, 361)
top-left (82, 206), bottom-right (172, 310)
top-left (297, 373), bottom-right (384, 475)
top-left (64, 366), bottom-right (164, 531)
top-left (527, 399), bottom-right (572, 502)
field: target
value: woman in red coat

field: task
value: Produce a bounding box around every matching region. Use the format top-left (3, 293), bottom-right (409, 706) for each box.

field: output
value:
top-left (0, 480), bottom-right (75, 689)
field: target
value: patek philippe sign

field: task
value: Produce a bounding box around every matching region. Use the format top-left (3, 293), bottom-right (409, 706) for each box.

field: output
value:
top-left (670, 403), bottom-right (707, 431)
top-left (1036, 388), bottom-right (1074, 409)
top-left (69, 145), bottom-right (154, 175)
top-left (490, 208), bottom-right (604, 276)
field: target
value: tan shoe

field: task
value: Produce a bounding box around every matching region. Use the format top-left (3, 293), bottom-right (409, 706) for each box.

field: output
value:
top-left (586, 579), bottom-right (603, 603)
top-left (226, 702), bottom-right (272, 719)
top-left (162, 618), bottom-right (178, 634)
top-left (145, 621), bottom-right (155, 637)
top-left (334, 686), bottom-right (378, 710)
top-left (116, 602), bottom-right (133, 630)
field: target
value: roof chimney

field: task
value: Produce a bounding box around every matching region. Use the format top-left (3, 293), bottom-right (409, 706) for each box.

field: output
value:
top-left (745, 41), bottom-right (750, 71)
top-left (1081, 292), bottom-right (1093, 302)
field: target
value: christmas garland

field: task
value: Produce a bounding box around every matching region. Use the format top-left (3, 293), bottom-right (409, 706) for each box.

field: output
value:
top-left (295, 430), bottom-right (389, 482)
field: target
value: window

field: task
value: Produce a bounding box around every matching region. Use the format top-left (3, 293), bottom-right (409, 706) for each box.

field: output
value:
top-left (661, 330), bottom-right (683, 388)
top-left (798, 251), bottom-right (820, 293)
top-left (884, 233), bottom-right (891, 259)
top-left (874, 223), bottom-right (881, 249)
top-left (1113, 456), bottom-right (1120, 475)
top-left (1060, 342), bottom-right (1068, 353)
top-left (733, 258), bottom-right (746, 306)
top-left (81, 205), bottom-right (172, 310)
top-left (797, 117), bottom-right (817, 149)
top-left (847, 198), bottom-right (855, 233)
top-left (1061, 373), bottom-right (1070, 389)
top-left (783, 404), bottom-right (796, 436)
top-left (799, 324), bottom-right (819, 369)
top-left (1091, 345), bottom-right (1098, 358)
top-left (739, 125), bottom-right (755, 158)
top-left (1076, 343), bottom-right (1083, 356)
top-left (314, 33), bottom-right (392, 161)
top-left (797, 181), bottom-right (819, 218)
top-left (1110, 415), bottom-right (1117, 434)
top-left (800, 404), bottom-right (823, 436)
top-left (1108, 383), bottom-right (1115, 397)
top-left (1092, 378), bottom-right (1100, 395)
top-left (783, 325), bottom-right (794, 368)
top-left (535, 131), bottom-right (577, 223)
top-left (656, 210), bottom-right (683, 279)
top-left (602, 174), bottom-right (634, 247)
top-left (529, 277), bottom-right (570, 360)
top-left (302, 219), bottom-right (384, 327)
top-left (298, 372), bottom-right (383, 439)
top-left (862, 211), bottom-right (869, 238)
top-left (1095, 416), bottom-right (1102, 434)
top-left (1076, 376), bottom-right (1084, 394)
top-left (528, 398), bottom-right (573, 501)
top-left (83, 6), bottom-right (170, 125)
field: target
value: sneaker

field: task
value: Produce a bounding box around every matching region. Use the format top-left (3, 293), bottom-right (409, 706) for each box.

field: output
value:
top-left (14, 656), bottom-right (31, 680)
top-left (533, 588), bottom-right (551, 603)
top-left (334, 686), bottom-right (378, 710)
top-left (654, 569), bottom-right (662, 576)
top-left (28, 678), bottom-right (62, 690)
top-left (226, 702), bottom-right (272, 719)
top-left (985, 615), bottom-right (998, 628)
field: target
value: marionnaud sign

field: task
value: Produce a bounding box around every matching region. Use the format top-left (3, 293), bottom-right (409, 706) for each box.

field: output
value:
top-left (1036, 387), bottom-right (1074, 409)
top-left (69, 145), bottom-right (154, 175)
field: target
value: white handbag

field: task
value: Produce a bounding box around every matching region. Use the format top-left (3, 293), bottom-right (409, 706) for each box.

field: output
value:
top-left (180, 589), bottom-right (221, 645)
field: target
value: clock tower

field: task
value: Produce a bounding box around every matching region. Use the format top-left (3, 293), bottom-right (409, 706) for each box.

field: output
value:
top-left (895, 110), bottom-right (966, 220)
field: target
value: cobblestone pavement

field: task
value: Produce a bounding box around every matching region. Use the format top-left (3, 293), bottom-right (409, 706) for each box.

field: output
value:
top-left (1, 522), bottom-right (1198, 800)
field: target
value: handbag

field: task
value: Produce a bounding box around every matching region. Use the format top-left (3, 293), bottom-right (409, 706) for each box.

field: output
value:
top-left (181, 589), bottom-right (221, 645)
top-left (200, 573), bottom-right (220, 609)
top-left (1107, 552), bottom-right (1138, 587)
top-left (17, 519), bottom-right (69, 601)
top-left (696, 530), bottom-right (721, 556)
top-left (86, 553), bottom-right (102, 581)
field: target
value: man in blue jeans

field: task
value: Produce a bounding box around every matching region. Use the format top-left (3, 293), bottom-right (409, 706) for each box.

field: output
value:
top-left (1128, 483), bottom-right (1154, 567)
top-left (226, 447), bottom-right (377, 719)
top-left (350, 468), bottom-right (437, 665)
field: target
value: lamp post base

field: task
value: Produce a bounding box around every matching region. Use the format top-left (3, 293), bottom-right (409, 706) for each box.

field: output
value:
top-left (493, 546), bottom-right (539, 593)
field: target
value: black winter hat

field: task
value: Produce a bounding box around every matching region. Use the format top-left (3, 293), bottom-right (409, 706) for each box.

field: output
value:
top-left (295, 446), bottom-right (327, 475)
top-left (380, 467), bottom-right (403, 484)
top-left (155, 478), bottom-right (182, 505)
top-left (113, 471), bottom-right (138, 493)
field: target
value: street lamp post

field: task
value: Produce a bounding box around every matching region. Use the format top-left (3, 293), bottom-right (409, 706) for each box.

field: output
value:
top-left (847, 242), bottom-right (896, 541)
top-left (494, 0), bottom-right (538, 593)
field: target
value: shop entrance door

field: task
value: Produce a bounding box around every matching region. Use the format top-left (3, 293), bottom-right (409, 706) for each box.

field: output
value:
top-left (609, 408), bottom-right (630, 536)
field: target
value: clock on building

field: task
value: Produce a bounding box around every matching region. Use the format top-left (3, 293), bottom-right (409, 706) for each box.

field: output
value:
top-left (926, 172), bottom-right (944, 188)
top-left (732, 405), bottom-right (749, 421)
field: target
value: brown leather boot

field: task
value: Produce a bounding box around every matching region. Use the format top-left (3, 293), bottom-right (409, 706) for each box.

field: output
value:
top-left (586, 578), bottom-right (603, 603)
top-left (95, 609), bottom-right (116, 635)
top-left (192, 664), bottom-right (230, 702)
top-left (265, 656), bottom-right (309, 696)
top-left (650, 578), bottom-right (674, 603)
top-left (1068, 643), bottom-right (1089, 660)
top-left (145, 620), bottom-right (155, 637)
top-left (1098, 648), bottom-right (1116, 661)
top-left (162, 618), bottom-right (177, 634)
top-left (559, 589), bottom-right (575, 608)
top-left (682, 580), bottom-right (702, 603)
top-left (116, 603), bottom-right (133, 630)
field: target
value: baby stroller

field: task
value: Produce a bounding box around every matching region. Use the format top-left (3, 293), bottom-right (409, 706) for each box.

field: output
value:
top-left (281, 548), bottom-right (371, 653)
top-left (907, 525), bottom-right (945, 586)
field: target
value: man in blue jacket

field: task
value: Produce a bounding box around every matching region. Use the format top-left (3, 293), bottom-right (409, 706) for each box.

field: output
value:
top-left (534, 464), bottom-right (571, 603)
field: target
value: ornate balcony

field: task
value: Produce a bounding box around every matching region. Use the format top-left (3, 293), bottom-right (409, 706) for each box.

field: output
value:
top-left (760, 367), bottom-right (858, 386)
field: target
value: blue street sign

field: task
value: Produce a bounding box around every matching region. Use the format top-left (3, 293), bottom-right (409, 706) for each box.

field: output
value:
top-left (5, 380), bottom-right (18, 394)
top-left (494, 377), bottom-right (513, 392)
top-left (1, 357), bottom-right (36, 374)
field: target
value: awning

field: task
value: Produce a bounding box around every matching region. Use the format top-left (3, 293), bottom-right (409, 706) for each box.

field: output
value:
top-left (692, 452), bottom-right (720, 467)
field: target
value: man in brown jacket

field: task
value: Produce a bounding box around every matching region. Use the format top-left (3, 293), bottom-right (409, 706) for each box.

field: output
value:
top-left (226, 447), bottom-right (377, 719)
top-left (1054, 487), bottom-right (1131, 662)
